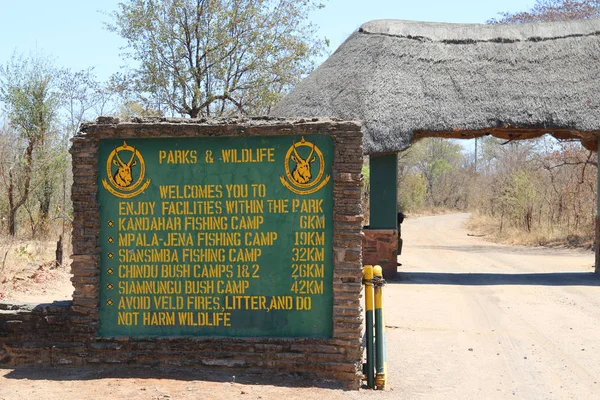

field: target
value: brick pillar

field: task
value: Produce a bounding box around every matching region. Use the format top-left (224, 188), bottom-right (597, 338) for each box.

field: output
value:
top-left (362, 229), bottom-right (398, 279)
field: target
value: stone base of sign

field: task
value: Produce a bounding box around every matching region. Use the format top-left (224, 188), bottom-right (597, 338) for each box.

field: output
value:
top-left (362, 229), bottom-right (398, 279)
top-left (0, 300), bottom-right (358, 382)
top-left (0, 117), bottom-right (364, 389)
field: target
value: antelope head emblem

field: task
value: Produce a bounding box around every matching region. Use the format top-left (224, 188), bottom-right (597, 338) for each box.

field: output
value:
top-left (112, 144), bottom-right (137, 188)
top-left (291, 140), bottom-right (316, 184)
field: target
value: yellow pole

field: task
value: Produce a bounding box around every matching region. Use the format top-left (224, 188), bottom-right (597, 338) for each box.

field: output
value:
top-left (364, 265), bottom-right (375, 388)
top-left (374, 265), bottom-right (387, 390)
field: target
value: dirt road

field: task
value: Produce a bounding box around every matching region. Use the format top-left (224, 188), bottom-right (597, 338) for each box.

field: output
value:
top-left (390, 213), bottom-right (599, 400)
top-left (2, 213), bottom-right (599, 399)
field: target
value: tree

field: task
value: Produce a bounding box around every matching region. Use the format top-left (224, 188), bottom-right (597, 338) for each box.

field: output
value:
top-left (109, 0), bottom-right (325, 118)
top-left (411, 138), bottom-right (464, 202)
top-left (0, 53), bottom-right (61, 236)
top-left (489, 0), bottom-right (600, 24)
top-left (396, 138), bottom-right (468, 210)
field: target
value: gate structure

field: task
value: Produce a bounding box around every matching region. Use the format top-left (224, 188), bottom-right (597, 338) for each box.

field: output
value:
top-left (273, 18), bottom-right (600, 277)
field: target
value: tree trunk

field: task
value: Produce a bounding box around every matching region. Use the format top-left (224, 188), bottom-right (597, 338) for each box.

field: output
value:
top-left (7, 139), bottom-right (36, 236)
top-left (55, 235), bottom-right (63, 266)
top-left (38, 173), bottom-right (53, 236)
top-left (8, 208), bottom-right (16, 236)
top-left (7, 168), bottom-right (15, 236)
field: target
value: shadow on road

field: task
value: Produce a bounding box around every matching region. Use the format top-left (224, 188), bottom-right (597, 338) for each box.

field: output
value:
top-left (394, 272), bottom-right (600, 286)
top-left (2, 366), bottom-right (342, 389)
top-left (410, 244), bottom-right (591, 256)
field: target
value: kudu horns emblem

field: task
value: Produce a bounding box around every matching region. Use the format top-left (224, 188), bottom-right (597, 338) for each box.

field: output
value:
top-left (102, 141), bottom-right (151, 199)
top-left (290, 140), bottom-right (316, 184)
top-left (112, 144), bottom-right (137, 188)
top-left (280, 136), bottom-right (330, 196)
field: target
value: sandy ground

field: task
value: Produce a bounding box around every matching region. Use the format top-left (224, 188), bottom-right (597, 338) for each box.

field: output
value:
top-left (2, 213), bottom-right (599, 399)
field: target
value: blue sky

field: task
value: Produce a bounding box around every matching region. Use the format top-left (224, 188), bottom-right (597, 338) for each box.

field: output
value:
top-left (0, 0), bottom-right (534, 81)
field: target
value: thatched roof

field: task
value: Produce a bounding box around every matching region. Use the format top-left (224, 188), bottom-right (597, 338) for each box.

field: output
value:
top-left (271, 19), bottom-right (600, 154)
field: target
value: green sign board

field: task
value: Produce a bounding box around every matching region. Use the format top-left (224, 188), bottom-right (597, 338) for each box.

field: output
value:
top-left (97, 135), bottom-right (333, 338)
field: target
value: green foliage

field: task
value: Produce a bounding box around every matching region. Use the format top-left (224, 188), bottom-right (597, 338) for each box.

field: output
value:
top-left (0, 52), bottom-right (63, 236)
top-left (0, 54), bottom-right (104, 237)
top-left (361, 162), bottom-right (370, 189)
top-left (109, 0), bottom-right (326, 117)
top-left (397, 173), bottom-right (427, 212)
top-left (500, 169), bottom-right (537, 232)
top-left (0, 52), bottom-right (61, 142)
top-left (397, 138), bottom-right (466, 210)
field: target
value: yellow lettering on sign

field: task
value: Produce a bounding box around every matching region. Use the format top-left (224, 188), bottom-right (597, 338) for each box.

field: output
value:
top-left (193, 264), bottom-right (234, 279)
top-left (176, 312), bottom-right (231, 327)
top-left (119, 264), bottom-right (158, 279)
top-left (119, 280), bottom-right (182, 295)
top-left (143, 311), bottom-right (176, 326)
top-left (182, 248), bottom-right (226, 263)
top-left (299, 215), bottom-right (325, 229)
top-left (291, 199), bottom-right (324, 213)
top-left (158, 184), bottom-right (223, 199)
top-left (158, 150), bottom-right (198, 164)
top-left (152, 295), bottom-right (184, 310)
top-left (197, 232), bottom-right (241, 246)
top-left (221, 148), bottom-right (275, 163)
top-left (119, 248), bottom-right (179, 263)
top-left (229, 248), bottom-right (262, 262)
top-left (294, 231), bottom-right (324, 246)
top-left (118, 217), bottom-right (182, 231)
top-left (291, 247), bottom-right (324, 262)
top-left (266, 199), bottom-right (289, 213)
top-left (163, 232), bottom-right (194, 246)
top-left (184, 216), bottom-right (228, 230)
top-left (295, 296), bottom-right (312, 311)
top-left (118, 201), bottom-right (156, 215)
top-left (186, 296), bottom-right (221, 310)
top-left (117, 312), bottom-right (140, 325)
top-left (224, 295), bottom-right (268, 310)
top-left (161, 201), bottom-right (223, 215)
top-left (290, 280), bottom-right (324, 295)
top-left (224, 200), bottom-right (264, 214)
top-left (160, 264), bottom-right (191, 278)
top-left (217, 279), bottom-right (250, 294)
top-left (230, 216), bottom-right (264, 230)
top-left (291, 263), bottom-right (324, 278)
top-left (118, 296), bottom-right (151, 310)
top-left (244, 231), bottom-right (277, 246)
top-left (268, 296), bottom-right (293, 311)
top-left (185, 280), bottom-right (215, 294)
top-left (118, 232), bottom-right (159, 247)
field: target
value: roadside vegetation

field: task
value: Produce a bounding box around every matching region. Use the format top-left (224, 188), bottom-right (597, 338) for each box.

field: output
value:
top-left (390, 137), bottom-right (596, 249)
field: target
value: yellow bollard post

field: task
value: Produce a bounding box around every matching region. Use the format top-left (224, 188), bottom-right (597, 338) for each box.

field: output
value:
top-left (363, 265), bottom-right (375, 389)
top-left (373, 265), bottom-right (387, 390)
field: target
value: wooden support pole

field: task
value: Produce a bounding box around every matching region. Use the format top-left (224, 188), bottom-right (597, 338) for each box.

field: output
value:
top-left (369, 154), bottom-right (398, 229)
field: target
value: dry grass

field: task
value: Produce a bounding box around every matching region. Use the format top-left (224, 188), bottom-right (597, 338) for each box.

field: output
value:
top-left (466, 212), bottom-right (594, 249)
top-left (0, 236), bottom-right (73, 302)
